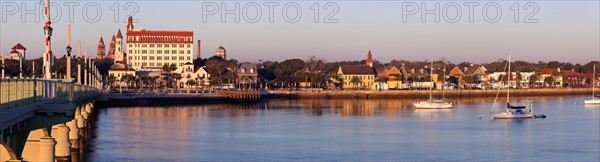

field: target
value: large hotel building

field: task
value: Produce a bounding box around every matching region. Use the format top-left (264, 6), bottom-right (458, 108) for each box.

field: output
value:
top-left (124, 16), bottom-right (194, 70)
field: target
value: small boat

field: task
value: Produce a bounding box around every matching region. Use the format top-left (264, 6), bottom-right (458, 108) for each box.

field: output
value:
top-left (585, 64), bottom-right (599, 104)
top-left (490, 51), bottom-right (533, 119)
top-left (414, 61), bottom-right (452, 109)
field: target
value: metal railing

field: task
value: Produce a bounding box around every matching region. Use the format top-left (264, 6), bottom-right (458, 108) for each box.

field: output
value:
top-left (0, 77), bottom-right (100, 110)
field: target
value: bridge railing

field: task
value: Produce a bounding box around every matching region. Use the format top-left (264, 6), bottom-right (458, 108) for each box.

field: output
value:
top-left (0, 78), bottom-right (100, 110)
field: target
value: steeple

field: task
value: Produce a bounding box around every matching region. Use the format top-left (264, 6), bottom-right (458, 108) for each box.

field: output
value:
top-left (127, 16), bottom-right (134, 31)
top-left (116, 29), bottom-right (123, 39)
top-left (97, 36), bottom-right (106, 59)
top-left (366, 50), bottom-right (373, 67)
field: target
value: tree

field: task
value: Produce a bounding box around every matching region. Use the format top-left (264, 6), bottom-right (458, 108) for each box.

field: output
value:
top-left (544, 76), bottom-right (555, 87)
top-left (515, 72), bottom-right (522, 87)
top-left (350, 76), bottom-right (361, 90)
top-left (274, 59), bottom-right (305, 78)
top-left (529, 74), bottom-right (540, 88)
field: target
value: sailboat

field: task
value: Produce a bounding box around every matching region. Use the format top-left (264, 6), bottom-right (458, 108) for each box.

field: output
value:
top-left (414, 61), bottom-right (453, 109)
top-left (490, 51), bottom-right (533, 119)
top-left (585, 64), bottom-right (600, 104)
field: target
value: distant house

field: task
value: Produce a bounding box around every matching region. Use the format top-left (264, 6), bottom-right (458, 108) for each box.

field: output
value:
top-left (271, 76), bottom-right (310, 89)
top-left (449, 66), bottom-right (464, 80)
top-left (374, 65), bottom-right (403, 90)
top-left (463, 65), bottom-right (488, 87)
top-left (176, 62), bottom-right (210, 88)
top-left (337, 65), bottom-right (376, 90)
top-left (540, 68), bottom-right (563, 86)
top-left (9, 43), bottom-right (26, 61)
top-left (108, 63), bottom-right (136, 87)
top-left (564, 70), bottom-right (585, 87)
top-left (237, 63), bottom-right (258, 89)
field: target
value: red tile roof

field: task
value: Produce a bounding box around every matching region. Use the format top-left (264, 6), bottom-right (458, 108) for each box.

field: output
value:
top-left (9, 49), bottom-right (20, 54)
top-left (541, 68), bottom-right (554, 75)
top-left (116, 29), bottom-right (123, 38)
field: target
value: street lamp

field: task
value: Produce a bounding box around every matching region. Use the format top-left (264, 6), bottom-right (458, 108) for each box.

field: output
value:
top-left (66, 46), bottom-right (72, 56)
top-left (44, 26), bottom-right (53, 37)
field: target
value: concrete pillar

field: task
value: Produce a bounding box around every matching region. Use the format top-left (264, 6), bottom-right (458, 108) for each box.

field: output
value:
top-left (66, 119), bottom-right (80, 150)
top-left (38, 137), bottom-right (56, 162)
top-left (52, 124), bottom-right (71, 161)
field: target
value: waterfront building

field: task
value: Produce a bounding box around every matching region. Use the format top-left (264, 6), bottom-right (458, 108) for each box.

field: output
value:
top-left (449, 66), bottom-right (464, 78)
top-left (9, 43), bottom-right (26, 61)
top-left (564, 70), bottom-right (586, 87)
top-left (374, 65), bottom-right (403, 90)
top-left (237, 63), bottom-right (258, 89)
top-left (215, 46), bottom-right (226, 59)
top-left (125, 16), bottom-right (193, 70)
top-left (541, 68), bottom-right (563, 87)
top-left (463, 65), bottom-right (488, 88)
top-left (271, 76), bottom-right (311, 89)
top-left (337, 65), bottom-right (376, 90)
top-left (108, 63), bottom-right (135, 86)
top-left (176, 62), bottom-right (210, 88)
top-left (97, 37), bottom-right (106, 59)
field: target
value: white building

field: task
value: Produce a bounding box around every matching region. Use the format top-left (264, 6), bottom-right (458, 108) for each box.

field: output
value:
top-left (176, 62), bottom-right (210, 88)
top-left (125, 16), bottom-right (193, 70)
top-left (9, 43), bottom-right (26, 61)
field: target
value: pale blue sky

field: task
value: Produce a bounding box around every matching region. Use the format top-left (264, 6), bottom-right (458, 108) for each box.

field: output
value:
top-left (1, 1), bottom-right (598, 64)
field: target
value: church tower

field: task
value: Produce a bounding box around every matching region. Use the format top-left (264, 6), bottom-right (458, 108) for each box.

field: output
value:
top-left (114, 29), bottom-right (124, 64)
top-left (108, 35), bottom-right (116, 59)
top-left (127, 16), bottom-right (134, 31)
top-left (97, 37), bottom-right (105, 59)
top-left (366, 50), bottom-right (374, 67)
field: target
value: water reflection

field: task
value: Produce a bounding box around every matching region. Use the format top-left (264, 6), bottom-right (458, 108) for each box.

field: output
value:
top-left (87, 96), bottom-right (600, 161)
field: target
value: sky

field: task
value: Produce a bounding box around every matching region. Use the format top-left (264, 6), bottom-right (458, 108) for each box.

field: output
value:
top-left (1, 1), bottom-right (599, 64)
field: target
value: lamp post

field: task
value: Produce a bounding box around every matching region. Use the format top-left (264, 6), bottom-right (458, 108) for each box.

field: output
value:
top-left (43, 0), bottom-right (53, 79)
top-left (66, 24), bottom-right (72, 81)
top-left (77, 40), bottom-right (81, 84)
top-left (1, 50), bottom-right (4, 78)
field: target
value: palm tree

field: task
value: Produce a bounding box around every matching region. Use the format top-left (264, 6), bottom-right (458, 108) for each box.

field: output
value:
top-left (186, 74), bottom-right (192, 89)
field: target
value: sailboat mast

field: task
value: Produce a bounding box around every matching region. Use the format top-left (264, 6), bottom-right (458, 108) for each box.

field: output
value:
top-left (507, 51), bottom-right (511, 104)
top-left (594, 64), bottom-right (596, 98)
top-left (430, 61), bottom-right (433, 102)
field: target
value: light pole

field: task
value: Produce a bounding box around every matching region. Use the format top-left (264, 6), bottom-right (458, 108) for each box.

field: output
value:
top-left (66, 24), bottom-right (72, 81)
top-left (43, 0), bottom-right (53, 79)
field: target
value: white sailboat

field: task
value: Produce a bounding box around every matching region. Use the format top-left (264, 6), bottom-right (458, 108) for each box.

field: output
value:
top-left (490, 51), bottom-right (533, 119)
top-left (585, 64), bottom-right (600, 104)
top-left (414, 61), bottom-right (452, 109)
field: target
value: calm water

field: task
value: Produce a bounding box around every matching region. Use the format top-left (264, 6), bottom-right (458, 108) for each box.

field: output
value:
top-left (87, 96), bottom-right (600, 161)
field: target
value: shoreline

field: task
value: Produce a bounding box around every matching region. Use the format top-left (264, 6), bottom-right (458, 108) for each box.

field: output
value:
top-left (269, 88), bottom-right (598, 99)
top-left (94, 88), bottom-right (597, 107)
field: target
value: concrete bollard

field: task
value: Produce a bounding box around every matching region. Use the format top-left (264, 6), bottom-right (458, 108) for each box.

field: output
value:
top-left (38, 137), bottom-right (56, 162)
top-left (66, 119), bottom-right (80, 150)
top-left (52, 124), bottom-right (71, 161)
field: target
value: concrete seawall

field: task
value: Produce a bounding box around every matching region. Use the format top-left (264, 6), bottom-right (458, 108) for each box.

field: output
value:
top-left (270, 88), bottom-right (598, 99)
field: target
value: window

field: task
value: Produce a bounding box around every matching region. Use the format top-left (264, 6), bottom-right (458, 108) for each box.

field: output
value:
top-left (187, 57), bottom-right (191, 60)
top-left (142, 44), bottom-right (147, 48)
top-left (179, 50), bottom-right (184, 54)
top-left (157, 63), bottom-right (162, 66)
top-left (187, 44), bottom-right (191, 48)
top-left (164, 50), bottom-right (169, 54)
top-left (142, 56), bottom-right (147, 60)
top-left (128, 44), bottom-right (132, 48)
top-left (129, 50), bottom-right (132, 54)
top-left (150, 50), bottom-right (155, 54)
top-left (128, 56), bottom-right (132, 60)
top-left (142, 50), bottom-right (147, 54)
top-left (149, 44), bottom-right (155, 47)
top-left (149, 63), bottom-right (154, 66)
top-left (187, 50), bottom-right (191, 54)
top-left (165, 56), bottom-right (169, 60)
top-left (179, 63), bottom-right (184, 66)
top-left (179, 44), bottom-right (184, 48)
top-left (172, 56), bottom-right (177, 60)
top-left (164, 44), bottom-right (170, 48)
top-left (171, 50), bottom-right (177, 54)
top-left (149, 56), bottom-right (155, 60)
top-left (179, 56), bottom-right (184, 60)
top-left (142, 62), bottom-right (147, 66)
top-left (157, 50), bottom-right (162, 54)
top-left (172, 44), bottom-right (177, 48)
top-left (157, 44), bottom-right (162, 48)
top-left (157, 56), bottom-right (162, 60)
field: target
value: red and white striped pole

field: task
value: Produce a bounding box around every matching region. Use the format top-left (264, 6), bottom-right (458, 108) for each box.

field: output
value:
top-left (43, 0), bottom-right (53, 79)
